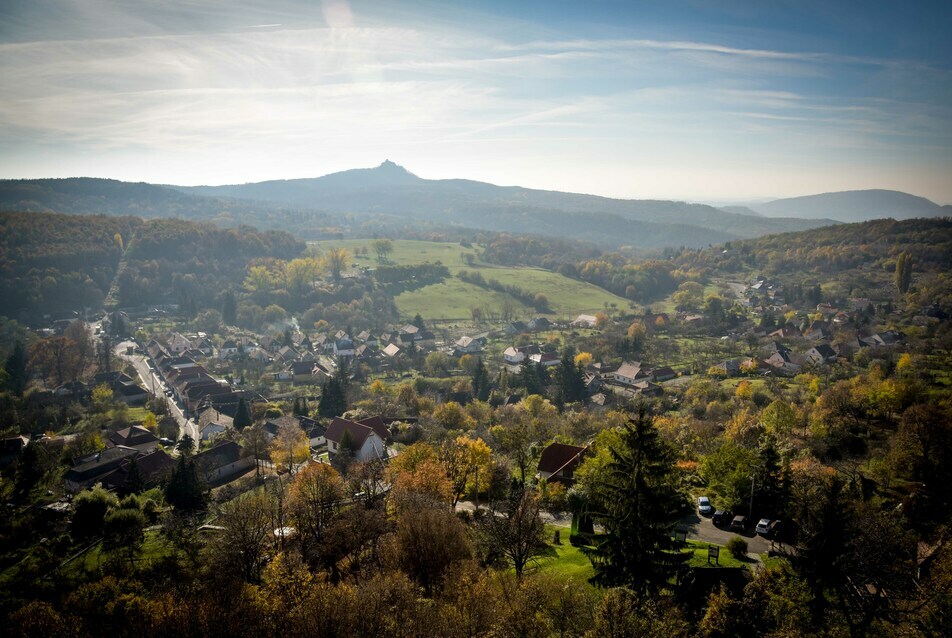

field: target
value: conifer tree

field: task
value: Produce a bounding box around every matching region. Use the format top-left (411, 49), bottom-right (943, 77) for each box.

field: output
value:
top-left (584, 408), bottom-right (689, 593)
top-left (233, 396), bottom-right (253, 430)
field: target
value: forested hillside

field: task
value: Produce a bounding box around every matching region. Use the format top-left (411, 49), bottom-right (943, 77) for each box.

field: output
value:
top-left (0, 212), bottom-right (140, 319)
top-left (116, 219), bottom-right (306, 311)
top-left (0, 211), bottom-right (305, 321)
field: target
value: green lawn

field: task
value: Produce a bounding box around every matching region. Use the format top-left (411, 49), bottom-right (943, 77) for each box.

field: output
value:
top-left (535, 525), bottom-right (595, 581)
top-left (534, 525), bottom-right (750, 581)
top-left (63, 528), bottom-right (170, 578)
top-left (681, 539), bottom-right (749, 569)
top-left (311, 239), bottom-right (630, 321)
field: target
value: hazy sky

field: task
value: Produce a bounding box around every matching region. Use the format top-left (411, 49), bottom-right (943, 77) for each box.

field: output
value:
top-left (1, 0), bottom-right (950, 202)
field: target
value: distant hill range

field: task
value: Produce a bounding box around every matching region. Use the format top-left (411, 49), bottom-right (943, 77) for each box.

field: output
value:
top-left (13, 162), bottom-right (943, 249)
top-left (749, 189), bottom-right (950, 223)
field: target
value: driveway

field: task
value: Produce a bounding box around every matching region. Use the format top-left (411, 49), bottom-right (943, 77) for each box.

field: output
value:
top-left (678, 511), bottom-right (777, 559)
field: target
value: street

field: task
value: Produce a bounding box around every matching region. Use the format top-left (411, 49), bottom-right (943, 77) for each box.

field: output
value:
top-left (113, 340), bottom-right (199, 444)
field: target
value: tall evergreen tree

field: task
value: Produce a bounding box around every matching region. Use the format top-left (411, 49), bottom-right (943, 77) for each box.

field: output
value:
top-left (233, 396), bottom-right (253, 430)
top-left (895, 251), bottom-right (913, 294)
top-left (472, 357), bottom-right (491, 402)
top-left (3, 341), bottom-right (28, 396)
top-left (519, 358), bottom-right (540, 396)
top-left (584, 409), bottom-right (689, 594)
top-left (221, 291), bottom-right (237, 325)
top-left (164, 450), bottom-right (206, 512)
top-left (556, 349), bottom-right (587, 407)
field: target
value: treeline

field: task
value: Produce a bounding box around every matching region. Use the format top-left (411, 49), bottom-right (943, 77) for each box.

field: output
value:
top-left (374, 262), bottom-right (449, 286)
top-left (567, 257), bottom-right (681, 303)
top-left (679, 217), bottom-right (952, 276)
top-left (457, 270), bottom-right (549, 311)
top-left (117, 219), bottom-right (305, 310)
top-left (475, 235), bottom-right (682, 304)
top-left (0, 211), bottom-right (141, 319)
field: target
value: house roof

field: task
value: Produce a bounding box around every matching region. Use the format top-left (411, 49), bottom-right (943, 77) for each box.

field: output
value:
top-left (356, 415), bottom-right (390, 440)
top-left (537, 443), bottom-right (588, 477)
top-left (68, 446), bottom-right (140, 480)
top-left (383, 343), bottom-right (401, 357)
top-left (614, 361), bottom-right (643, 379)
top-left (194, 440), bottom-right (243, 471)
top-left (325, 417), bottom-right (376, 449)
top-left (109, 425), bottom-right (158, 447)
top-left (99, 448), bottom-right (174, 492)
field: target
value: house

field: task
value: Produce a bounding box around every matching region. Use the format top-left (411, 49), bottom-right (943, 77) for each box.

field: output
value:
top-left (65, 446), bottom-right (141, 492)
top-left (769, 325), bottom-right (801, 339)
top-left (190, 335), bottom-right (215, 357)
top-left (333, 337), bottom-right (356, 357)
top-left (806, 344), bottom-right (837, 365)
top-left (863, 330), bottom-right (905, 347)
top-left (504, 344), bottom-right (541, 365)
top-left (194, 441), bottom-right (254, 484)
top-left (53, 381), bottom-right (89, 399)
top-left (610, 361), bottom-right (647, 386)
top-left (529, 352), bottom-right (561, 367)
top-left (167, 332), bottom-right (193, 354)
top-left (98, 448), bottom-right (174, 495)
top-left (302, 417), bottom-right (327, 447)
top-left (503, 346), bottom-right (525, 364)
top-left (710, 359), bottom-right (742, 377)
top-left (505, 321), bottom-right (529, 335)
top-left (650, 366), bottom-right (677, 382)
top-left (324, 416), bottom-right (387, 461)
top-left (528, 317), bottom-right (551, 331)
top-left (454, 335), bottom-right (483, 355)
top-left (571, 314), bottom-right (598, 328)
top-left (399, 324), bottom-right (420, 343)
top-left (382, 343), bottom-right (401, 358)
top-left (200, 421), bottom-right (227, 441)
top-left (276, 345), bottom-right (301, 363)
top-left (113, 381), bottom-right (149, 406)
top-left (286, 360), bottom-right (330, 384)
top-left (108, 425), bottom-right (159, 453)
top-left (537, 443), bottom-right (589, 485)
top-left (219, 339), bottom-right (240, 358)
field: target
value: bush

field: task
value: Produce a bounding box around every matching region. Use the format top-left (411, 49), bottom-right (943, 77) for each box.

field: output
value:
top-left (726, 536), bottom-right (748, 559)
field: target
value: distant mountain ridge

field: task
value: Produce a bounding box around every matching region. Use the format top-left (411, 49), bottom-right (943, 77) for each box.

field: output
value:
top-left (751, 189), bottom-right (947, 222)
top-left (0, 162), bottom-right (875, 249)
top-left (178, 160), bottom-right (834, 241)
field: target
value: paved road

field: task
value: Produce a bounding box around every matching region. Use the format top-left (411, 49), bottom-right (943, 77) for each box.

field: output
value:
top-left (114, 340), bottom-right (198, 444)
top-left (678, 511), bottom-right (778, 559)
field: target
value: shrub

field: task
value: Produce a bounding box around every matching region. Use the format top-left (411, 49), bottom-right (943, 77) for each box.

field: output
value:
top-left (726, 536), bottom-right (748, 559)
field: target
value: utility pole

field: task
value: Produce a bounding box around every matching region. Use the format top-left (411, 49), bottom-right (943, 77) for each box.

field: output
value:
top-left (748, 472), bottom-right (756, 521)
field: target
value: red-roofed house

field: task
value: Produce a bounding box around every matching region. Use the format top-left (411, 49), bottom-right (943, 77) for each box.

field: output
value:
top-left (325, 417), bottom-right (387, 461)
top-left (537, 442), bottom-right (589, 485)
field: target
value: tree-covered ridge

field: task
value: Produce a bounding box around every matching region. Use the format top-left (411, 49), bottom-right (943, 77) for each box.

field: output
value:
top-left (682, 217), bottom-right (952, 275)
top-left (117, 218), bottom-right (306, 310)
top-left (0, 212), bottom-right (141, 318)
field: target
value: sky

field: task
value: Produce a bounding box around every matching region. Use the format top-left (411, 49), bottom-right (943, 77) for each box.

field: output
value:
top-left (1, 0), bottom-right (951, 203)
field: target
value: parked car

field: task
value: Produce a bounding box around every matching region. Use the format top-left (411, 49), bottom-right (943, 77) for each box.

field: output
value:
top-left (755, 518), bottom-right (773, 535)
top-left (730, 515), bottom-right (748, 532)
top-left (712, 510), bottom-right (733, 527)
top-left (698, 496), bottom-right (713, 516)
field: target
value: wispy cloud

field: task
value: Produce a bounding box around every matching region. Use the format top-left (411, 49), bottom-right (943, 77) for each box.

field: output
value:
top-left (0, 1), bottom-right (950, 201)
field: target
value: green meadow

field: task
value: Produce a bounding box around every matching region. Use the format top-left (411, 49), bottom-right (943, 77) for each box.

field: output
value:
top-left (311, 239), bottom-right (630, 322)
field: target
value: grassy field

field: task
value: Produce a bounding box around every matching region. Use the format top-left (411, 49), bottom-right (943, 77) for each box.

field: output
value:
top-left (533, 525), bottom-right (749, 582)
top-left (311, 239), bottom-right (630, 322)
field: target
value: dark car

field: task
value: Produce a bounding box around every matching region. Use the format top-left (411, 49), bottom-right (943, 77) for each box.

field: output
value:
top-left (730, 515), bottom-right (747, 532)
top-left (712, 510), bottom-right (733, 527)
